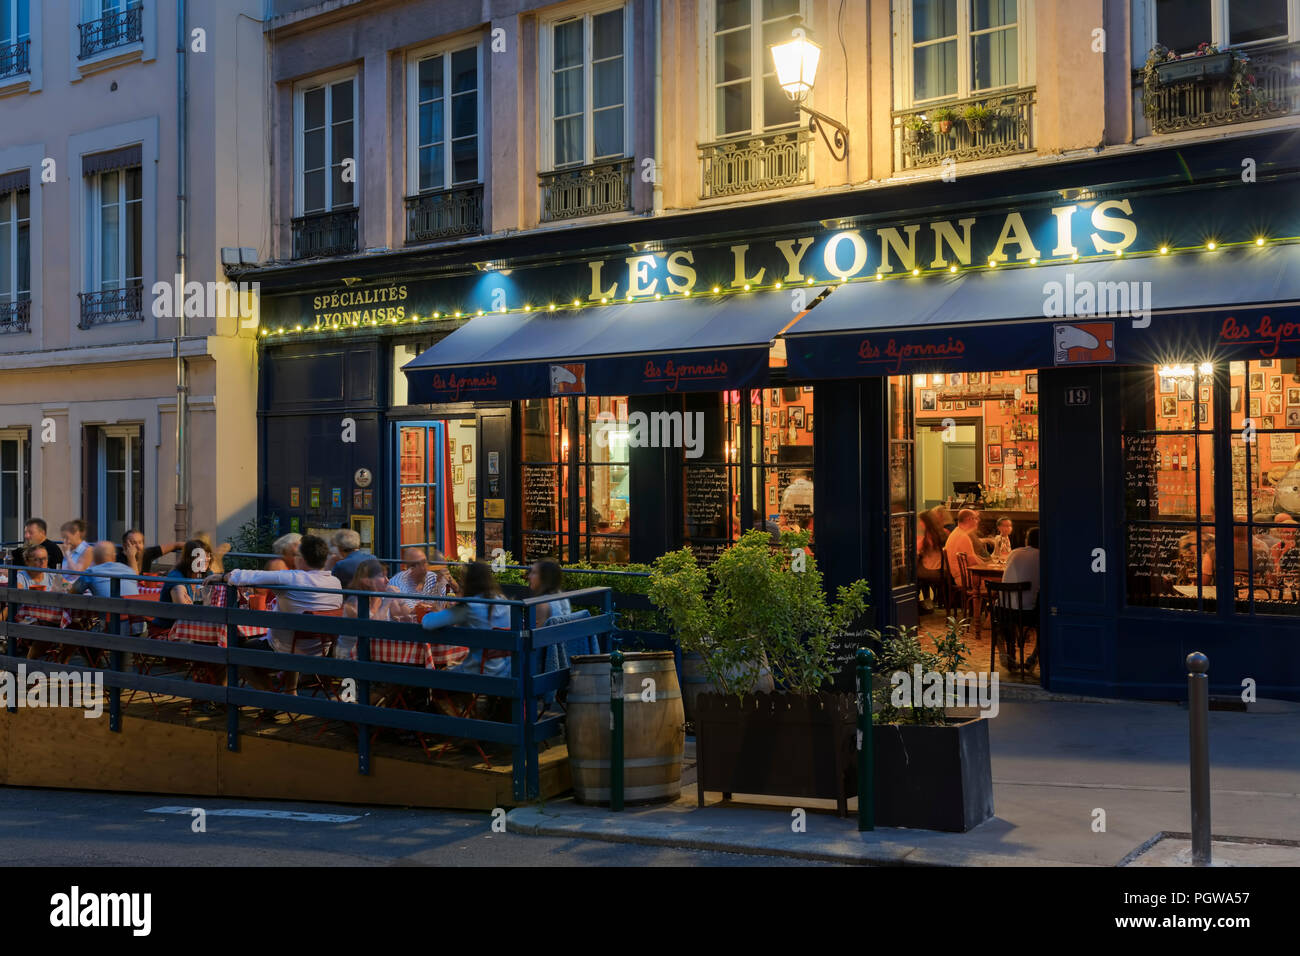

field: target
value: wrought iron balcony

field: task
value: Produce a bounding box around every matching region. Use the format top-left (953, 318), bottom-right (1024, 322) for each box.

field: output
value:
top-left (539, 159), bottom-right (632, 223)
top-left (0, 38), bottom-right (30, 79)
top-left (1141, 42), bottom-right (1299, 134)
top-left (78, 5), bottom-right (144, 60)
top-left (78, 284), bottom-right (143, 330)
top-left (292, 207), bottom-right (359, 259)
top-left (892, 88), bottom-right (1036, 172)
top-left (405, 184), bottom-right (484, 244)
top-left (699, 128), bottom-right (812, 199)
top-left (0, 298), bottom-right (30, 334)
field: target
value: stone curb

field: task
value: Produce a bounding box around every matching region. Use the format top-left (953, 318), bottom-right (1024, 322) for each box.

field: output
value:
top-left (506, 807), bottom-right (1089, 867)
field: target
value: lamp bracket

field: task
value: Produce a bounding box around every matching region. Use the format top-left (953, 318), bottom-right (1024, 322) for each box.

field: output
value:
top-left (800, 105), bottom-right (848, 162)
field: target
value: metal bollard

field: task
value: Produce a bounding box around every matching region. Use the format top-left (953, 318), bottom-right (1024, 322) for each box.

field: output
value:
top-left (1186, 652), bottom-right (1211, 866)
top-left (610, 649), bottom-right (625, 812)
top-left (856, 647), bottom-right (875, 832)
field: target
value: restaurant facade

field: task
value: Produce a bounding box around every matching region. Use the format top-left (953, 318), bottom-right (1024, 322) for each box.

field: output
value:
top-left (249, 126), bottom-right (1300, 702)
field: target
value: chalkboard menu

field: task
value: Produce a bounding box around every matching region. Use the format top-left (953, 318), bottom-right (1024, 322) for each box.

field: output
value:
top-left (399, 486), bottom-right (426, 545)
top-left (522, 464), bottom-right (558, 531)
top-left (684, 464), bottom-right (728, 539)
top-left (522, 531), bottom-right (560, 561)
top-left (1126, 523), bottom-right (1197, 605)
top-left (828, 622), bottom-right (876, 692)
top-left (685, 540), bottom-right (730, 564)
top-left (776, 467), bottom-right (813, 527)
top-left (1123, 433), bottom-right (1161, 521)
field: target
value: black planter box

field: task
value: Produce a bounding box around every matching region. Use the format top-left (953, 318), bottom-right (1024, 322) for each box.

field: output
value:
top-left (1155, 52), bottom-right (1231, 86)
top-left (695, 691), bottom-right (857, 816)
top-left (872, 717), bottom-right (994, 832)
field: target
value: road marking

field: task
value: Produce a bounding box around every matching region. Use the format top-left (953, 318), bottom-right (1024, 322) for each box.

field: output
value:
top-left (995, 780), bottom-right (1300, 798)
top-left (147, 806), bottom-right (364, 823)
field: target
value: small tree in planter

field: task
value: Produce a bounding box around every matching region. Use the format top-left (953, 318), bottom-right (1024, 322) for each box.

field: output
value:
top-left (866, 618), bottom-right (995, 832)
top-left (932, 106), bottom-right (958, 135)
top-left (649, 530), bottom-right (871, 815)
top-left (962, 103), bottom-right (993, 135)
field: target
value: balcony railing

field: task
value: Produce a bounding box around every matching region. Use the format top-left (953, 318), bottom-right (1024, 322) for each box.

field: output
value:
top-left (0, 37), bottom-right (30, 79)
top-left (78, 5), bottom-right (144, 60)
top-left (539, 159), bottom-right (632, 223)
top-left (893, 88), bottom-right (1036, 172)
top-left (78, 284), bottom-right (144, 330)
top-left (699, 128), bottom-right (812, 199)
top-left (0, 299), bottom-right (30, 334)
top-left (1141, 42), bottom-right (1299, 134)
top-left (405, 184), bottom-right (484, 244)
top-left (292, 207), bottom-right (359, 259)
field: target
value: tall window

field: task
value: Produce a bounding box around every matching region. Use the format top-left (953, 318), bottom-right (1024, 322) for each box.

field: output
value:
top-left (1227, 359), bottom-right (1300, 616)
top-left (545, 6), bottom-right (627, 169)
top-left (521, 398), bottom-right (572, 562)
top-left (409, 45), bottom-right (480, 193)
top-left (0, 183), bottom-right (30, 319)
top-left (297, 76), bottom-right (356, 215)
top-left (907, 0), bottom-right (1022, 103)
top-left (749, 386), bottom-right (815, 542)
top-left (888, 376), bottom-right (916, 588)
top-left (711, 0), bottom-right (802, 138)
top-left (0, 0), bottom-right (29, 77)
top-left (398, 423), bottom-right (442, 555)
top-left (97, 426), bottom-right (141, 543)
top-left (1122, 365), bottom-right (1216, 611)
top-left (682, 392), bottom-right (743, 560)
top-left (0, 432), bottom-right (27, 545)
top-left (90, 167), bottom-right (142, 293)
top-left (79, 0), bottom-right (143, 57)
top-left (1153, 0), bottom-right (1292, 53)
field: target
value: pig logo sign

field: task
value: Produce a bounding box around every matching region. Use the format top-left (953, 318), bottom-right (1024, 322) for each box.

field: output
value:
top-left (1053, 322), bottom-right (1115, 366)
top-left (550, 363), bottom-right (586, 395)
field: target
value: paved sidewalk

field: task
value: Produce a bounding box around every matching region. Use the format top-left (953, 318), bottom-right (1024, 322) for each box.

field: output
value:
top-left (509, 699), bottom-right (1300, 866)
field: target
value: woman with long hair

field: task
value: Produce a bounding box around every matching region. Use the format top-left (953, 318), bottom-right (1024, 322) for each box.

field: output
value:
top-left (916, 508), bottom-right (950, 613)
top-left (527, 559), bottom-right (569, 626)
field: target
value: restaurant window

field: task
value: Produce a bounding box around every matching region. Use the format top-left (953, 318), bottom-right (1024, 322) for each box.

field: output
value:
top-left (682, 391), bottom-right (744, 561)
top-left (543, 4), bottom-right (628, 169)
top-left (296, 74), bottom-right (357, 216)
top-left (751, 386), bottom-right (815, 542)
top-left (0, 431), bottom-right (28, 545)
top-left (408, 43), bottom-right (481, 193)
top-left (710, 0), bottom-right (803, 138)
top-left (1227, 359), bottom-right (1300, 616)
top-left (581, 396), bottom-right (630, 562)
top-left (902, 0), bottom-right (1026, 104)
top-left (889, 376), bottom-right (915, 588)
top-left (1122, 364), bottom-right (1216, 610)
top-left (1151, 0), bottom-right (1292, 54)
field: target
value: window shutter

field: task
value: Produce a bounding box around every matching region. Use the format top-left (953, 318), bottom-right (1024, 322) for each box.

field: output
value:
top-left (82, 145), bottom-right (142, 178)
top-left (0, 169), bottom-right (29, 194)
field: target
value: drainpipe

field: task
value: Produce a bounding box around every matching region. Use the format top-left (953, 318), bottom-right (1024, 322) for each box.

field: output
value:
top-left (652, 0), bottom-right (663, 215)
top-left (174, 0), bottom-right (190, 542)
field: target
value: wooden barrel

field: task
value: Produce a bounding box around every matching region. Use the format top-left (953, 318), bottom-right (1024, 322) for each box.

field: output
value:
top-left (566, 651), bottom-right (685, 805)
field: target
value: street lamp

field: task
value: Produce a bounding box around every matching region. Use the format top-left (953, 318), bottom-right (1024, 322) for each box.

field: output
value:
top-left (770, 17), bottom-right (849, 161)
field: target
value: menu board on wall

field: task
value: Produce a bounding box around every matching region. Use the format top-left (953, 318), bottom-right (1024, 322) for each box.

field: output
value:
top-left (685, 540), bottom-right (730, 564)
top-left (522, 464), bottom-right (558, 531)
top-left (684, 465), bottom-right (728, 539)
top-left (399, 486), bottom-right (425, 546)
top-left (1126, 523), bottom-right (1191, 589)
top-left (522, 531), bottom-right (560, 562)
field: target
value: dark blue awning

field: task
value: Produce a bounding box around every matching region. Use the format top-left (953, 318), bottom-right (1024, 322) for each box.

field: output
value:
top-left (783, 243), bottom-right (1300, 378)
top-left (403, 291), bottom-right (800, 402)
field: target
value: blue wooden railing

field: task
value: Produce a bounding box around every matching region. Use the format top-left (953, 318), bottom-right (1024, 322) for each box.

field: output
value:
top-left (0, 565), bottom-right (615, 801)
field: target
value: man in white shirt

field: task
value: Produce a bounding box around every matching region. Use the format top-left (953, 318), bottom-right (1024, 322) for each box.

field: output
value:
top-left (58, 519), bottom-right (95, 589)
top-left (1001, 527), bottom-right (1041, 667)
top-left (220, 534), bottom-right (342, 696)
top-left (390, 547), bottom-right (455, 612)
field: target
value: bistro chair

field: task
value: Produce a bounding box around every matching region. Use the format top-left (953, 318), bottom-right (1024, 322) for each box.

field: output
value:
top-left (954, 553), bottom-right (981, 623)
top-left (937, 549), bottom-right (957, 617)
top-left (984, 581), bottom-right (1032, 673)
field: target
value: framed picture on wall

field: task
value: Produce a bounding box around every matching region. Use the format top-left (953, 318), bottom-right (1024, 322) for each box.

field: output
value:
top-left (1288, 388), bottom-right (1300, 406)
top-left (1200, 385), bottom-right (1210, 402)
top-left (1271, 376), bottom-right (1283, 392)
top-left (1287, 408), bottom-right (1300, 428)
top-left (1268, 393), bottom-right (1283, 414)
top-left (803, 385), bottom-right (814, 392)
top-left (987, 445), bottom-right (1003, 464)
top-left (1198, 403), bottom-right (1209, 423)
top-left (1259, 359), bottom-right (1275, 368)
top-left (1178, 379), bottom-right (1194, 401)
top-left (1161, 396), bottom-right (1177, 417)
top-left (462, 445), bottom-right (473, 464)
top-left (1160, 376), bottom-right (1175, 394)
top-left (806, 414), bottom-right (813, 432)
top-left (986, 425), bottom-right (1001, 443)
top-left (455, 466), bottom-right (464, 485)
top-left (940, 401), bottom-right (953, 411)
top-left (1250, 397), bottom-right (1262, 418)
top-left (1026, 373), bottom-right (1038, 394)
top-left (449, 438), bottom-right (456, 456)
top-left (1262, 416), bottom-right (1275, 429)
top-left (468, 478), bottom-right (476, 498)
top-left (966, 372), bottom-right (981, 385)
top-left (1250, 372), bottom-right (1265, 392)
top-left (919, 389), bottom-right (937, 411)
top-left (954, 401), bottom-right (966, 410)
top-left (768, 485), bottom-right (777, 506)
top-left (1231, 386), bottom-right (1242, 412)
top-left (468, 501), bottom-right (477, 519)
top-left (790, 406), bottom-right (806, 427)
top-left (988, 466), bottom-right (1003, 487)
top-left (771, 389), bottom-right (781, 406)
top-left (948, 374), bottom-right (962, 386)
top-left (780, 409), bottom-right (789, 428)
top-left (991, 371), bottom-right (1004, 379)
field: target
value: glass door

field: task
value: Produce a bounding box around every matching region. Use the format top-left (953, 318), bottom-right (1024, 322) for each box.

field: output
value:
top-left (396, 421), bottom-right (444, 557)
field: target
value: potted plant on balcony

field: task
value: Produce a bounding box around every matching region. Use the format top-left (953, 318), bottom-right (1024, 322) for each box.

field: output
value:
top-left (1142, 42), bottom-right (1263, 117)
top-left (867, 619), bottom-right (995, 832)
top-left (904, 114), bottom-right (933, 144)
top-left (649, 529), bottom-right (871, 816)
top-left (932, 106), bottom-right (959, 135)
top-left (961, 103), bottom-right (993, 135)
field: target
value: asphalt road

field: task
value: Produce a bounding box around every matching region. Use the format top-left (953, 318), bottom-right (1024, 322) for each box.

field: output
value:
top-left (0, 786), bottom-right (834, 867)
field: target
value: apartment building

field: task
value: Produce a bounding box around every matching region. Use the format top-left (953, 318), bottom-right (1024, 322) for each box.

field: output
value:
top-left (238, 0), bottom-right (1300, 700)
top-left (0, 0), bottom-right (267, 548)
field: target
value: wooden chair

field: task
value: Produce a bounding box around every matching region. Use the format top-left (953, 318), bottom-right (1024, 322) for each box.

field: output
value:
top-left (984, 581), bottom-right (1032, 673)
top-left (954, 552), bottom-right (980, 623)
top-left (937, 549), bottom-right (957, 617)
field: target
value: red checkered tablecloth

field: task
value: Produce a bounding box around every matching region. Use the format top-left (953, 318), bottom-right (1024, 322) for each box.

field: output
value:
top-left (363, 636), bottom-right (437, 668)
top-left (165, 585), bottom-right (268, 647)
